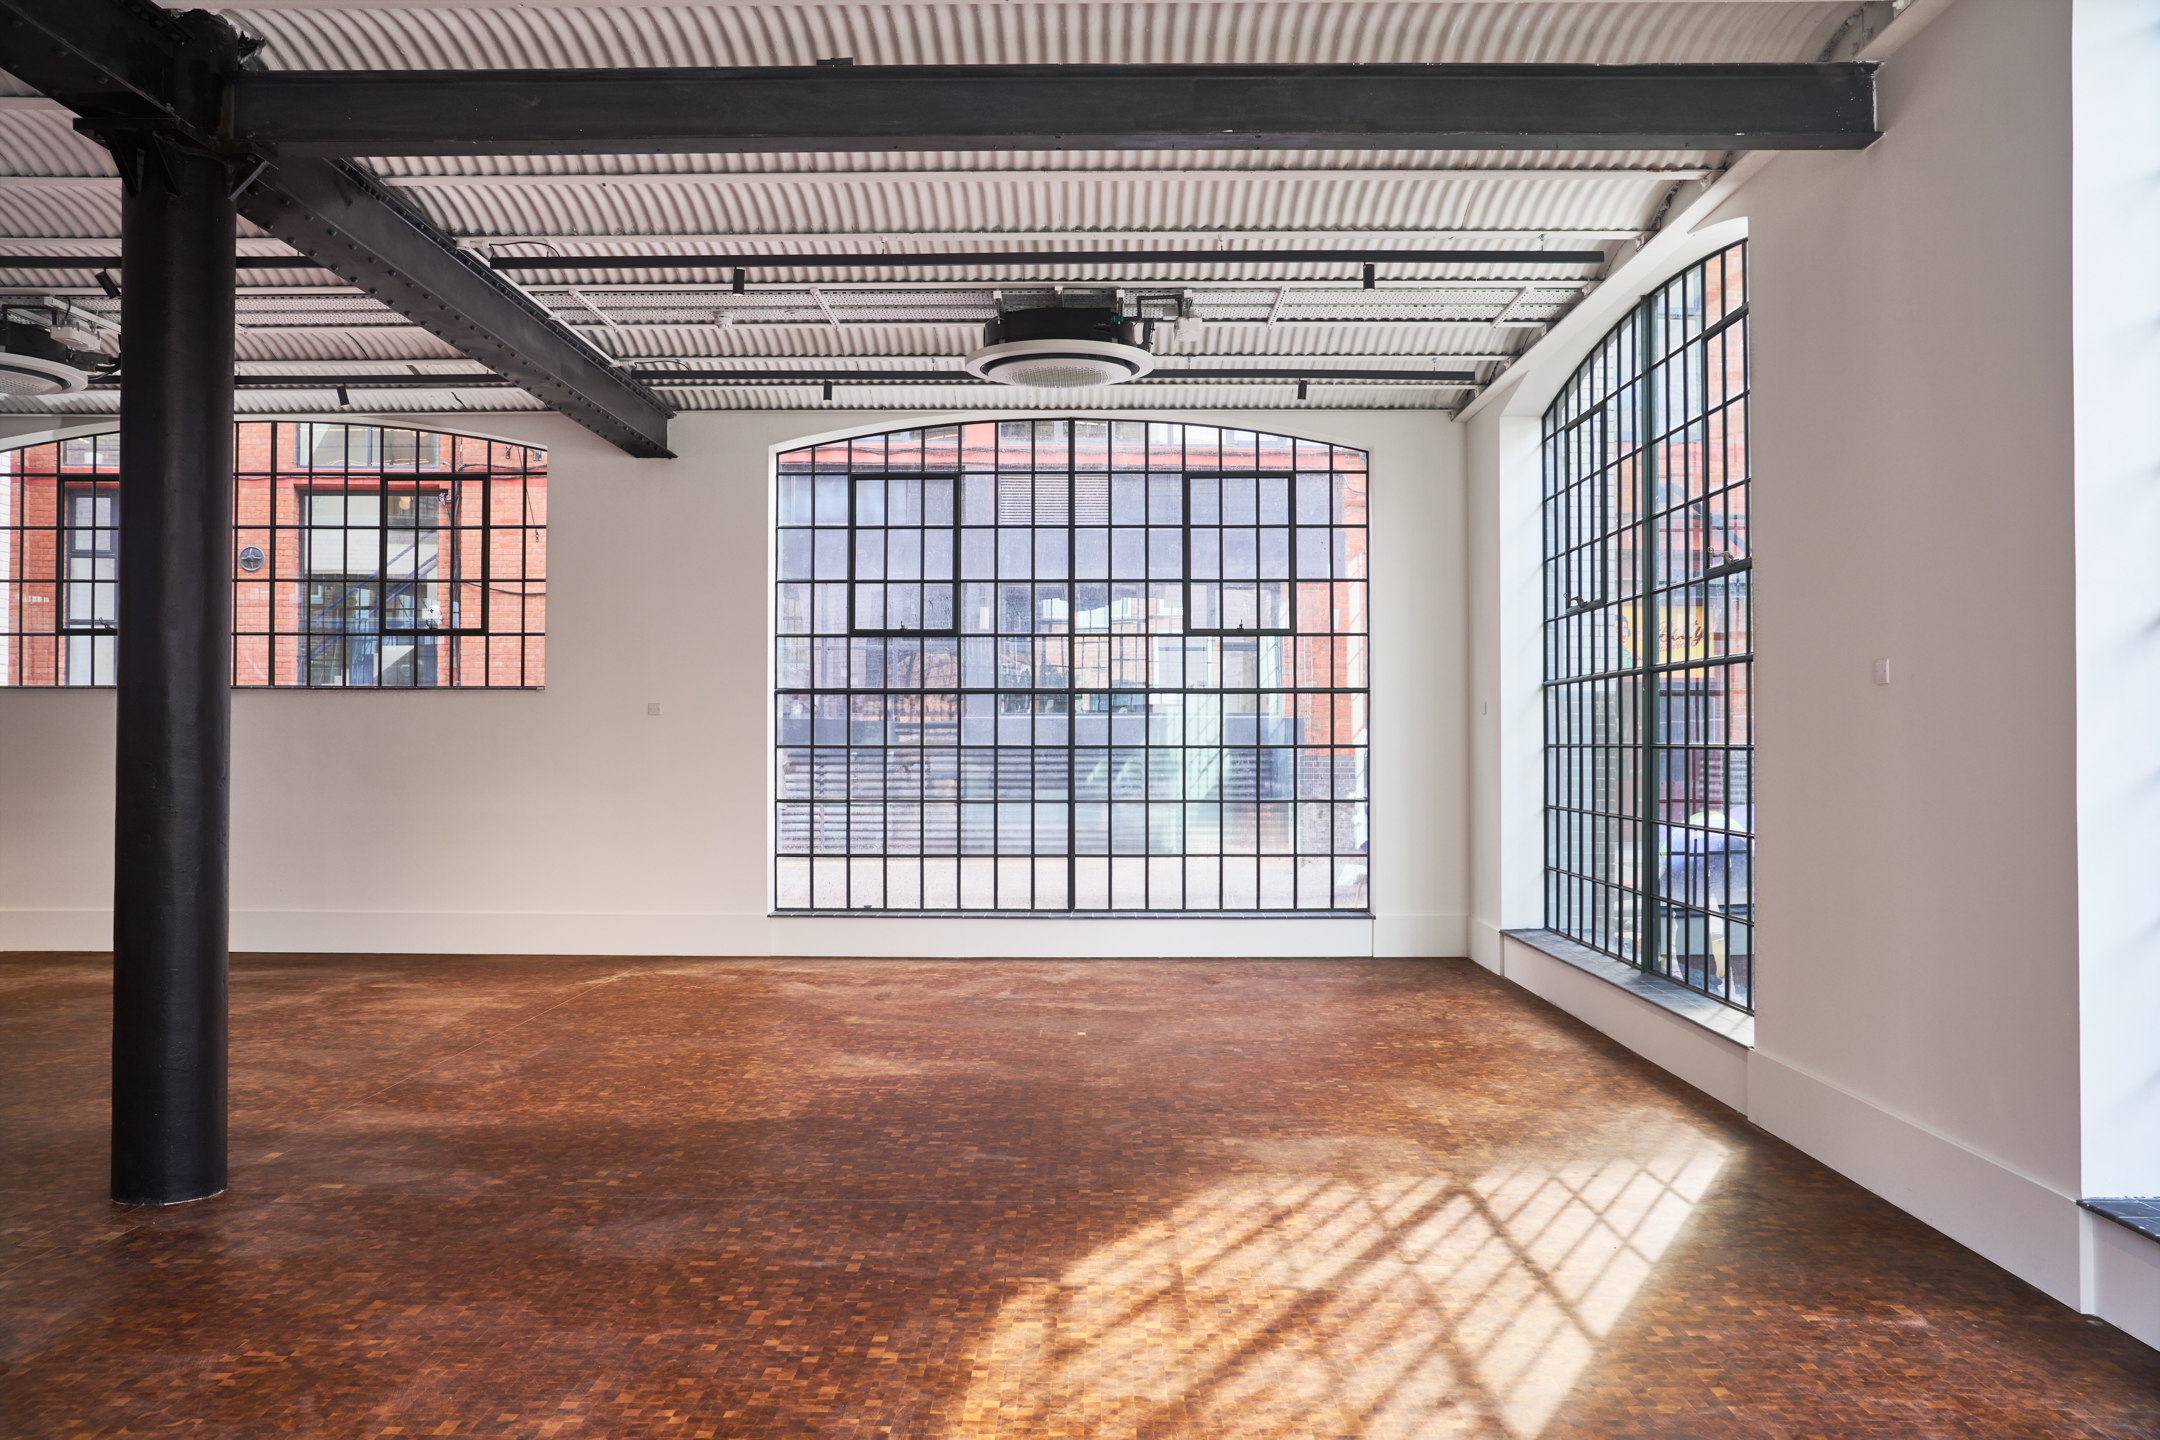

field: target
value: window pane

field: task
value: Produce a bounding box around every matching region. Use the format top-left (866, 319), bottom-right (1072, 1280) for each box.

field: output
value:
top-left (0, 424), bottom-right (544, 690)
top-left (775, 423), bottom-right (1370, 914)
top-left (1542, 242), bottom-right (1752, 1010)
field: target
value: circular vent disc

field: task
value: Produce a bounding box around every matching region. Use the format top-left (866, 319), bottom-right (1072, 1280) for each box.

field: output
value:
top-left (0, 352), bottom-right (90, 398)
top-left (965, 337), bottom-right (1154, 390)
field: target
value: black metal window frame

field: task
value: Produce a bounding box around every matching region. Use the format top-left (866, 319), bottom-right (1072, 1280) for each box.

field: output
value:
top-left (1181, 472), bottom-right (1311, 637)
top-left (774, 420), bottom-right (1372, 916)
top-left (297, 479), bottom-right (491, 637)
top-left (1542, 241), bottom-right (1753, 1011)
top-left (0, 423), bottom-right (546, 690)
top-left (846, 472), bottom-right (960, 638)
top-left (61, 483), bottom-right (119, 635)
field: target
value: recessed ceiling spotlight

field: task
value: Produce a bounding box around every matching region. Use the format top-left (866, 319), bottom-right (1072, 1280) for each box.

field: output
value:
top-left (965, 303), bottom-right (1154, 390)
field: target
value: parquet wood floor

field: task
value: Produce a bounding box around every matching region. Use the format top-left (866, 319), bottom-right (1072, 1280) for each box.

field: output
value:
top-left (3, 954), bottom-right (2153, 1438)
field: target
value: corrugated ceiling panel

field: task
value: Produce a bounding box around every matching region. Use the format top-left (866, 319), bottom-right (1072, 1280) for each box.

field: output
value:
top-left (367, 147), bottom-right (1720, 177)
top-left (494, 256), bottom-right (1604, 285)
top-left (0, 110), bottom-right (116, 176)
top-left (386, 170), bottom-right (1678, 240)
top-left (653, 381), bottom-right (1461, 410)
top-left (3, 3), bottom-right (1797, 416)
top-left (0, 197), bottom-right (278, 241)
top-left (235, 328), bottom-right (467, 362)
top-left (599, 318), bottom-right (1531, 360)
top-left (3, 382), bottom-right (1464, 417)
top-left (233, 3), bottom-right (1851, 71)
top-left (0, 187), bottom-right (124, 238)
top-left (617, 323), bottom-right (980, 358)
top-left (228, 388), bottom-right (549, 414)
top-left (236, 360), bottom-right (500, 376)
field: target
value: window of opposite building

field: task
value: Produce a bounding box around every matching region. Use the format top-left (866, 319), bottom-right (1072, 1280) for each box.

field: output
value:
top-left (0, 423), bottom-right (545, 688)
top-left (1542, 242), bottom-right (1753, 1010)
top-left (773, 420), bottom-right (1371, 914)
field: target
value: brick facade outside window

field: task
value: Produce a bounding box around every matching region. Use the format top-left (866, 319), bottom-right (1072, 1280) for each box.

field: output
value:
top-left (0, 423), bottom-right (546, 688)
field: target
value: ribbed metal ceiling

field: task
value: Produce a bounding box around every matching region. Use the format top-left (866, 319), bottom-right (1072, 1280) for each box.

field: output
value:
top-left (1, 1), bottom-right (1852, 415)
top-left (225, 3), bottom-right (1855, 70)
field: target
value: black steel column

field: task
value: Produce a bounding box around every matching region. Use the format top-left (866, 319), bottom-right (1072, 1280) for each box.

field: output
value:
top-left (111, 143), bottom-right (235, 1206)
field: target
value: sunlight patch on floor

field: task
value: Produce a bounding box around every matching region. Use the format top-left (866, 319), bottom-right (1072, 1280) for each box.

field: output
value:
top-left (954, 1122), bottom-right (1728, 1438)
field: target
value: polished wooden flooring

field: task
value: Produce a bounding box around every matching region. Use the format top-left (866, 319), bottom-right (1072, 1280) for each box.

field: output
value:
top-left (4, 954), bottom-right (2155, 1438)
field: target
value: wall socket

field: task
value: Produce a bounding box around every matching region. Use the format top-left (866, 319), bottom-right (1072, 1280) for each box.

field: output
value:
top-left (1872, 659), bottom-right (1892, 686)
top-left (647, 702), bottom-right (662, 716)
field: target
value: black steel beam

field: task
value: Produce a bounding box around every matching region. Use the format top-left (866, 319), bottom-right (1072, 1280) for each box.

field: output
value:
top-left (0, 0), bottom-right (675, 457)
top-left (229, 62), bottom-right (1878, 157)
top-left (111, 144), bottom-right (233, 1208)
top-left (234, 159), bottom-right (674, 456)
top-left (490, 248), bottom-right (1610, 273)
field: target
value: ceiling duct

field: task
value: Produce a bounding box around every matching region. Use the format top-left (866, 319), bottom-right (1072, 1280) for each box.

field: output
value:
top-left (1, 305), bottom-right (111, 397)
top-left (965, 302), bottom-right (1153, 389)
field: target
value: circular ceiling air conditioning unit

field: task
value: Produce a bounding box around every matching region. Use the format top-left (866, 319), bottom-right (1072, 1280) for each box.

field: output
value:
top-left (0, 316), bottom-right (97, 397)
top-left (965, 304), bottom-right (1154, 389)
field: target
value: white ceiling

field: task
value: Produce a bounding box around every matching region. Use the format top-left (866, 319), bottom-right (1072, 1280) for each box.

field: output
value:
top-left (0, 2), bottom-right (1858, 416)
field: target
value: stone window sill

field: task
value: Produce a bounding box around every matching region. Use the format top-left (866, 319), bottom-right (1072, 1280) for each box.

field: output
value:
top-left (1501, 928), bottom-right (1756, 1049)
top-left (2082, 1198), bottom-right (2160, 1245)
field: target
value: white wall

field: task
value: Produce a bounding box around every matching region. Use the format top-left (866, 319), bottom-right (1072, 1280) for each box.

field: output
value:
top-left (1466, 0), bottom-right (2160, 1340)
top-left (1743, 0), bottom-right (2083, 1300)
top-left (0, 407), bottom-right (1470, 960)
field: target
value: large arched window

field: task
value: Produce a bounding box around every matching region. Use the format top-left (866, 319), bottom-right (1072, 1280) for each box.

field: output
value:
top-left (1542, 243), bottom-right (1752, 1009)
top-left (0, 423), bottom-right (546, 688)
top-left (773, 420), bottom-right (1370, 914)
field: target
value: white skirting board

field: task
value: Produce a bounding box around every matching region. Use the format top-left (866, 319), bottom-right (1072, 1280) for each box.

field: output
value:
top-left (1746, 1051), bottom-right (2084, 1311)
top-left (0, 908), bottom-right (1470, 961)
top-left (1482, 930), bottom-right (2160, 1337)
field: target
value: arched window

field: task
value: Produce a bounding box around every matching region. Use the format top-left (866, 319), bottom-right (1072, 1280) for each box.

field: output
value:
top-left (0, 423), bottom-right (546, 688)
top-left (773, 420), bottom-right (1370, 914)
top-left (1542, 243), bottom-right (1752, 1009)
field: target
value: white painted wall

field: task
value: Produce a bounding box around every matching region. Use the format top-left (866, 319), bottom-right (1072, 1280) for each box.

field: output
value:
top-left (1742, 0), bottom-right (2083, 1301)
top-left (1466, 0), bottom-right (2160, 1341)
top-left (0, 407), bottom-right (1469, 960)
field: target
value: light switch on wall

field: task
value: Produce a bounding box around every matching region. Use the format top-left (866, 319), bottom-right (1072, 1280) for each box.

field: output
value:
top-left (1872, 659), bottom-right (1891, 686)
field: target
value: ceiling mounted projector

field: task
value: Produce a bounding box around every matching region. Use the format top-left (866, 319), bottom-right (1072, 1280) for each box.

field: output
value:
top-left (965, 304), bottom-right (1154, 389)
top-left (0, 313), bottom-right (103, 398)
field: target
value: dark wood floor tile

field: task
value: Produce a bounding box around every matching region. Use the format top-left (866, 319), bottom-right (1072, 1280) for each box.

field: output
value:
top-left (4, 955), bottom-right (2154, 1438)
